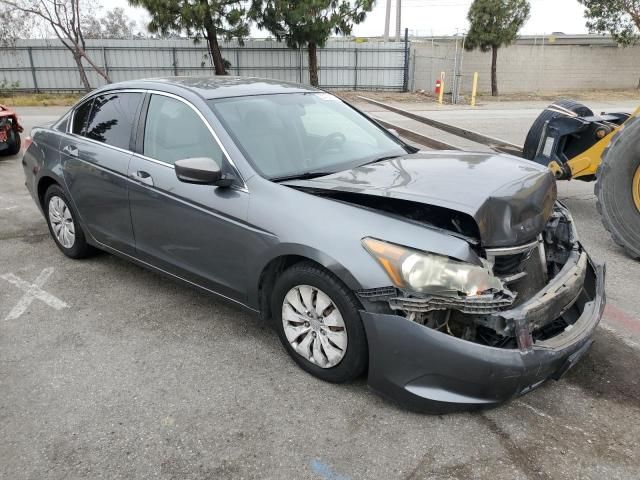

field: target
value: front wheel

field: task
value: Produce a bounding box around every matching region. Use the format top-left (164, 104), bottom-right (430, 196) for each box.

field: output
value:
top-left (271, 262), bottom-right (368, 383)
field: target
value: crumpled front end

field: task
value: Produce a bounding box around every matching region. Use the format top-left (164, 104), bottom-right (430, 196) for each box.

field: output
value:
top-left (358, 204), bottom-right (605, 413)
top-left (0, 104), bottom-right (23, 152)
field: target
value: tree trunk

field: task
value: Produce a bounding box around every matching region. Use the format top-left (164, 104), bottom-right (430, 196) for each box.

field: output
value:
top-left (201, 2), bottom-right (226, 76)
top-left (491, 45), bottom-right (498, 97)
top-left (79, 48), bottom-right (111, 83)
top-left (308, 42), bottom-right (319, 87)
top-left (73, 52), bottom-right (91, 91)
top-left (206, 31), bottom-right (227, 76)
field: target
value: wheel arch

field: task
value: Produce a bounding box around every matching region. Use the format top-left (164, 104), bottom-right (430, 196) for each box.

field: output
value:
top-left (37, 175), bottom-right (60, 209)
top-left (254, 248), bottom-right (363, 322)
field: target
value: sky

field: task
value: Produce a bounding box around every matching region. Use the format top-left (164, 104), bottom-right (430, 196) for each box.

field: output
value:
top-left (103, 0), bottom-right (591, 38)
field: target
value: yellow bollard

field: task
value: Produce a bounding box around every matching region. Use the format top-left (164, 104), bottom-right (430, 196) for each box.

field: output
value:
top-left (438, 72), bottom-right (445, 105)
top-left (471, 72), bottom-right (479, 107)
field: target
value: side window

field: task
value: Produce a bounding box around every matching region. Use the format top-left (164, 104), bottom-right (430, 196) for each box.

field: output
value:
top-left (143, 94), bottom-right (224, 165)
top-left (72, 99), bottom-right (93, 135)
top-left (85, 92), bottom-right (143, 150)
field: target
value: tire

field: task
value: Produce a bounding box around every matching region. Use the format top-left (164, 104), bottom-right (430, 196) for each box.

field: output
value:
top-left (523, 100), bottom-right (594, 163)
top-left (7, 130), bottom-right (21, 156)
top-left (44, 184), bottom-right (96, 259)
top-left (595, 116), bottom-right (640, 260)
top-left (0, 130), bottom-right (20, 157)
top-left (271, 261), bottom-right (368, 383)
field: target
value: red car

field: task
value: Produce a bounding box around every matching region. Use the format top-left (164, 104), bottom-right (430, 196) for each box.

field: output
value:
top-left (0, 104), bottom-right (23, 156)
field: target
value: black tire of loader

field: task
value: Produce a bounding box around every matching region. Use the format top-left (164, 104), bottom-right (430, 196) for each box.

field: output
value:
top-left (523, 100), bottom-right (594, 163)
top-left (595, 115), bottom-right (640, 260)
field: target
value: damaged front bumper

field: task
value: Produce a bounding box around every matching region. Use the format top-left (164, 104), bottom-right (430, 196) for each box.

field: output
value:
top-left (360, 255), bottom-right (605, 413)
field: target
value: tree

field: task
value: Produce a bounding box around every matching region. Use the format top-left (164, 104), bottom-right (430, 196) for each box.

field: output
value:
top-left (579, 1), bottom-right (640, 45)
top-left (0, 0), bottom-right (110, 90)
top-left (250, 0), bottom-right (374, 87)
top-left (102, 7), bottom-right (137, 39)
top-left (0, 6), bottom-right (35, 47)
top-left (83, 7), bottom-right (137, 39)
top-left (129, 0), bottom-right (249, 75)
top-left (465, 0), bottom-right (530, 96)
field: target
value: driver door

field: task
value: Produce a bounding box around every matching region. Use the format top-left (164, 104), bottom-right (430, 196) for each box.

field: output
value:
top-left (128, 93), bottom-right (250, 303)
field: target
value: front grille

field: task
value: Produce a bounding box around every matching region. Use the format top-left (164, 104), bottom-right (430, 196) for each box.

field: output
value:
top-left (492, 251), bottom-right (532, 275)
top-left (357, 286), bottom-right (397, 300)
top-left (389, 294), bottom-right (515, 315)
top-left (486, 239), bottom-right (540, 277)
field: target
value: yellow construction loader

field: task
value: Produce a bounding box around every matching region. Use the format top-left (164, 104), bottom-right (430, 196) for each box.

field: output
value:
top-left (523, 100), bottom-right (640, 260)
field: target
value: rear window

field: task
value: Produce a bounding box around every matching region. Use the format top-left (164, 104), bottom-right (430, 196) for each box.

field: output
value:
top-left (72, 99), bottom-right (93, 135)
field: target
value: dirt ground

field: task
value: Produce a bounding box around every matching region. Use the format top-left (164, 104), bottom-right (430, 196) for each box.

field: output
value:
top-left (1, 88), bottom-right (638, 109)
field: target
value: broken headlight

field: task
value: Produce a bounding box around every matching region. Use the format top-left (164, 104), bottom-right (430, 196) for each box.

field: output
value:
top-left (362, 237), bottom-right (505, 297)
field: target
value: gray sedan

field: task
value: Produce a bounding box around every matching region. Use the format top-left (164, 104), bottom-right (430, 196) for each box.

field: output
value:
top-left (22, 77), bottom-right (605, 413)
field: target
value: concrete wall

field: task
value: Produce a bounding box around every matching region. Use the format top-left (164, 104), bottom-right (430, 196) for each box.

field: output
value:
top-left (412, 40), bottom-right (640, 95)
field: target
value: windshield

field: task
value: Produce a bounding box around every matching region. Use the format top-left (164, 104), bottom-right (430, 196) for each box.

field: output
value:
top-left (208, 93), bottom-right (407, 180)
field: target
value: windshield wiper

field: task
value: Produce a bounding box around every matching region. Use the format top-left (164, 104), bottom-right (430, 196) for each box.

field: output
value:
top-left (271, 171), bottom-right (335, 182)
top-left (359, 154), bottom-right (403, 167)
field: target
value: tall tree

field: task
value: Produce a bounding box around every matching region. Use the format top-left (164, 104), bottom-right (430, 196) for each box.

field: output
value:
top-left (0, 0), bottom-right (110, 90)
top-left (129, 0), bottom-right (249, 75)
top-left (251, 0), bottom-right (374, 87)
top-left (465, 0), bottom-right (530, 96)
top-left (101, 7), bottom-right (137, 39)
top-left (578, 0), bottom-right (640, 45)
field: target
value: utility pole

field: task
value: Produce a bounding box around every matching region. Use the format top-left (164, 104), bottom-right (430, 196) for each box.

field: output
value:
top-left (395, 0), bottom-right (402, 42)
top-left (383, 0), bottom-right (391, 41)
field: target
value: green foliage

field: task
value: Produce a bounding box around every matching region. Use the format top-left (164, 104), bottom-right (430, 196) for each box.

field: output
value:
top-left (465, 0), bottom-right (531, 52)
top-left (0, 79), bottom-right (21, 96)
top-left (250, 0), bottom-right (374, 49)
top-left (129, 0), bottom-right (249, 41)
top-left (579, 0), bottom-right (640, 46)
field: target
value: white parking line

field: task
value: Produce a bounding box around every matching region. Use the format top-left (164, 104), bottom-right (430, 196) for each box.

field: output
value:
top-left (0, 268), bottom-right (68, 321)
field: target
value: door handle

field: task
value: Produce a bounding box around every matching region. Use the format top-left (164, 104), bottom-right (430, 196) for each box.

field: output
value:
top-left (131, 170), bottom-right (154, 187)
top-left (62, 145), bottom-right (78, 157)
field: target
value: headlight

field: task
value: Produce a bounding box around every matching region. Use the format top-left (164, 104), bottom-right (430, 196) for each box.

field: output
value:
top-left (362, 237), bottom-right (505, 297)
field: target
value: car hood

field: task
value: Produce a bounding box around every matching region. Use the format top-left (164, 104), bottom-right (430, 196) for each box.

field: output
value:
top-left (283, 151), bottom-right (557, 248)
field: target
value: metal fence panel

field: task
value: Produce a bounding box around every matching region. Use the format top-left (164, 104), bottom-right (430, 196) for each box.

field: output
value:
top-left (0, 39), bottom-right (408, 92)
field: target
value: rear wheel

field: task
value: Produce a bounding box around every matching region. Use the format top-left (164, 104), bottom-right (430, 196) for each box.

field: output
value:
top-left (523, 100), bottom-right (593, 164)
top-left (595, 116), bottom-right (640, 260)
top-left (44, 185), bottom-right (96, 259)
top-left (271, 262), bottom-right (368, 383)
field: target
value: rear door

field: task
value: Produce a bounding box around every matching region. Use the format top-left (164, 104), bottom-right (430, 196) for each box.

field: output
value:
top-left (127, 93), bottom-right (250, 302)
top-left (61, 91), bottom-right (143, 254)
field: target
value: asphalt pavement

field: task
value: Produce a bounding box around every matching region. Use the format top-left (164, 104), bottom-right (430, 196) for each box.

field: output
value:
top-left (1, 103), bottom-right (639, 480)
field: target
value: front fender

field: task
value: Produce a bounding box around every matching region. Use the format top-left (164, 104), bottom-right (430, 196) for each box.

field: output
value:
top-left (247, 242), bottom-right (366, 309)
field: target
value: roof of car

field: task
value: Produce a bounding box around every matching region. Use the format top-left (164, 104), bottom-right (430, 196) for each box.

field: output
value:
top-left (95, 76), bottom-right (321, 100)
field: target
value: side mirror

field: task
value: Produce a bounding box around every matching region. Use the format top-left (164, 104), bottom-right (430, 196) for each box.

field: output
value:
top-left (387, 128), bottom-right (400, 138)
top-left (174, 157), bottom-right (234, 187)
